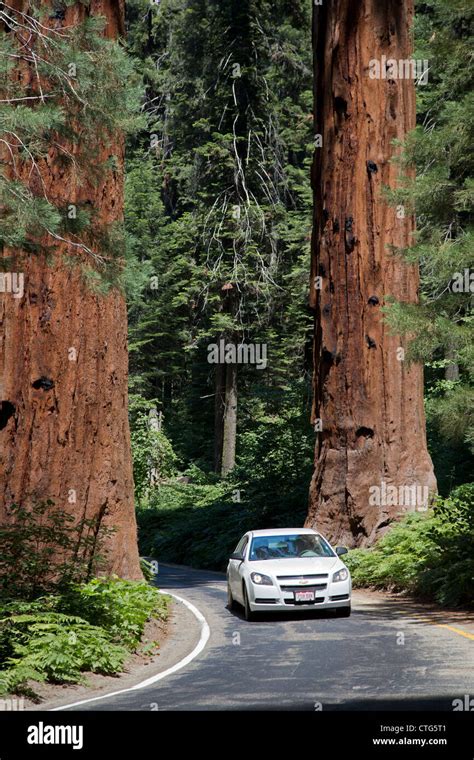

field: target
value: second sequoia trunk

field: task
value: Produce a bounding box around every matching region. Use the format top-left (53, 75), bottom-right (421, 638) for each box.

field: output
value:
top-left (306, 0), bottom-right (436, 545)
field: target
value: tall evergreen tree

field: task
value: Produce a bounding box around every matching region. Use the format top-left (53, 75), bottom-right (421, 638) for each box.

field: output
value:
top-left (0, 0), bottom-right (142, 578)
top-left (125, 0), bottom-right (314, 476)
top-left (306, 0), bottom-right (436, 546)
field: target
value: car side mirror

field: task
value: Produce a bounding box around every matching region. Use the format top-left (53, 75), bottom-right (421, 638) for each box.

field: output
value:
top-left (229, 552), bottom-right (244, 561)
top-left (335, 546), bottom-right (348, 556)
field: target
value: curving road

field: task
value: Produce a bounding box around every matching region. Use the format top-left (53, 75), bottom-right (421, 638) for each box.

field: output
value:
top-left (62, 563), bottom-right (473, 711)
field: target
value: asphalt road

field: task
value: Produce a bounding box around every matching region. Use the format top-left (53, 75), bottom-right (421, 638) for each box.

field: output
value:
top-left (65, 563), bottom-right (473, 711)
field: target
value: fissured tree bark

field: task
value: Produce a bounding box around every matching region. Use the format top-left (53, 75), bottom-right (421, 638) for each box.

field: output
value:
top-left (306, 0), bottom-right (436, 545)
top-left (0, 0), bottom-right (142, 579)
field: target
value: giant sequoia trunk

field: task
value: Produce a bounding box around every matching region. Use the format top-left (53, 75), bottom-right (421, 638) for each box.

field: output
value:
top-left (306, 0), bottom-right (436, 545)
top-left (0, 0), bottom-right (142, 578)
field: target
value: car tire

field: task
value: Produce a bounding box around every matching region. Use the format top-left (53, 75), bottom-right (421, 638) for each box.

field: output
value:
top-left (227, 583), bottom-right (236, 611)
top-left (243, 584), bottom-right (255, 621)
top-left (335, 605), bottom-right (351, 618)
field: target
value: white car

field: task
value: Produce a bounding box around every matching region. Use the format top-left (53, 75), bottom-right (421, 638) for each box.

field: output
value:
top-left (226, 528), bottom-right (351, 621)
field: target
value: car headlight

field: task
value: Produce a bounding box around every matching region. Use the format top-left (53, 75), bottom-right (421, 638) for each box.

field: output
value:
top-left (332, 568), bottom-right (349, 583)
top-left (250, 572), bottom-right (273, 586)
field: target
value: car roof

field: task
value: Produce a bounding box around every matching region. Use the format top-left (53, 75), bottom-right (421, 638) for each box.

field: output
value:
top-left (248, 528), bottom-right (321, 537)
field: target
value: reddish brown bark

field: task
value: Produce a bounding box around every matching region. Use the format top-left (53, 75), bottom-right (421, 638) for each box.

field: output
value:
top-left (0, 0), bottom-right (142, 579)
top-left (306, 0), bottom-right (436, 546)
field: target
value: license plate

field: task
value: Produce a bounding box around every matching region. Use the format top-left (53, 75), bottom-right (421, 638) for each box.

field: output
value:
top-left (294, 590), bottom-right (315, 602)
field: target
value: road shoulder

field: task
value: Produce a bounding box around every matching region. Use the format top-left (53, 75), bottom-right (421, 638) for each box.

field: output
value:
top-left (353, 588), bottom-right (474, 637)
top-left (18, 595), bottom-right (202, 711)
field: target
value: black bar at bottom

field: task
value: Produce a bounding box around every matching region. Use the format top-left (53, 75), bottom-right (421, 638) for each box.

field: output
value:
top-left (0, 710), bottom-right (472, 758)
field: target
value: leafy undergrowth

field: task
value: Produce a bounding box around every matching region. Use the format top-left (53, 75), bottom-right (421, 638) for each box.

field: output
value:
top-left (0, 577), bottom-right (170, 697)
top-left (345, 484), bottom-right (474, 608)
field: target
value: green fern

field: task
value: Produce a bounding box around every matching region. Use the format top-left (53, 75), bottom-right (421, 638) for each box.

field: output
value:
top-left (346, 484), bottom-right (474, 606)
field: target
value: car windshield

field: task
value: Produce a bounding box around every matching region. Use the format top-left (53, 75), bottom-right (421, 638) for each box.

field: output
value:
top-left (249, 533), bottom-right (335, 561)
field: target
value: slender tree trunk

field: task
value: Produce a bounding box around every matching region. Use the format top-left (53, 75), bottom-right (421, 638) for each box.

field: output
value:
top-left (0, 0), bottom-right (142, 578)
top-left (221, 358), bottom-right (238, 476)
top-left (445, 341), bottom-right (460, 381)
top-left (306, 0), bottom-right (436, 546)
top-left (214, 345), bottom-right (238, 477)
top-left (214, 360), bottom-right (225, 473)
top-left (214, 349), bottom-right (238, 476)
top-left (214, 284), bottom-right (238, 476)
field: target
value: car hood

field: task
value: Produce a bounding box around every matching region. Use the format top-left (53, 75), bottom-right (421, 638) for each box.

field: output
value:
top-left (248, 556), bottom-right (341, 576)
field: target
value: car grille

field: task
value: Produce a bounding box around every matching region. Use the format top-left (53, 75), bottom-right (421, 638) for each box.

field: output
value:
top-left (276, 574), bottom-right (328, 581)
top-left (277, 574), bottom-right (328, 594)
top-left (279, 583), bottom-right (327, 592)
top-left (284, 597), bottom-right (325, 605)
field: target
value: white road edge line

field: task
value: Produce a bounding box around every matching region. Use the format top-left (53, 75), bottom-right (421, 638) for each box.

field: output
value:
top-left (50, 590), bottom-right (211, 711)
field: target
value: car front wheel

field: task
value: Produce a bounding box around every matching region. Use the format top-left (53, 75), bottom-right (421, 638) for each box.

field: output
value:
top-left (335, 605), bottom-right (351, 618)
top-left (243, 584), bottom-right (255, 621)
